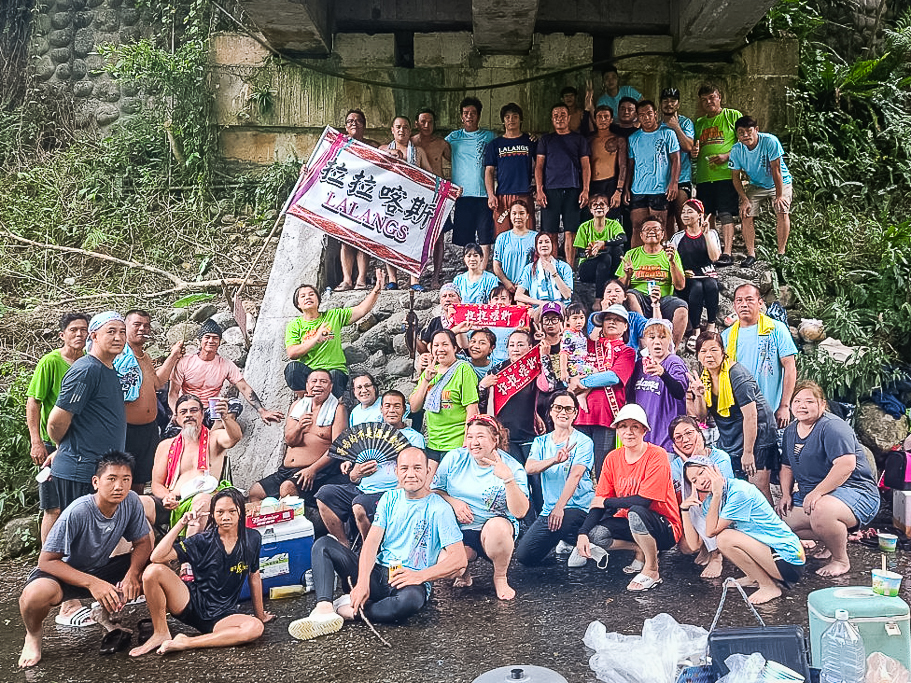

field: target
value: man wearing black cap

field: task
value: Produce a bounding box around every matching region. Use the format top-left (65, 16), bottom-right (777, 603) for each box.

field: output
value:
top-left (168, 319), bottom-right (283, 427)
top-left (659, 88), bottom-right (695, 234)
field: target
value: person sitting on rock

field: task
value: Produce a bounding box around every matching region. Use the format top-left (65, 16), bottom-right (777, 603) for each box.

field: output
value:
top-left (141, 395), bottom-right (240, 540)
top-left (316, 390), bottom-right (425, 546)
top-left (129, 488), bottom-right (273, 657)
top-left (18, 451), bottom-right (152, 669)
top-left (349, 372), bottom-right (382, 427)
top-left (168, 319), bottom-right (283, 427)
top-left (248, 369), bottom-right (348, 535)
top-left (288, 447), bottom-right (467, 640)
top-left (285, 269), bottom-right (386, 398)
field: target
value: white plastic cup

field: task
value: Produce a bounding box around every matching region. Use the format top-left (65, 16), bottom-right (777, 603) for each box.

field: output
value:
top-left (878, 532), bottom-right (898, 552)
top-left (872, 568), bottom-right (902, 596)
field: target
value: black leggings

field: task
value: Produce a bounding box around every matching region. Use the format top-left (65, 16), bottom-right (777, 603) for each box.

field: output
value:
top-left (578, 249), bottom-right (623, 297)
top-left (678, 278), bottom-right (719, 331)
top-left (310, 535), bottom-right (427, 623)
top-left (284, 361), bottom-right (348, 398)
top-left (515, 508), bottom-right (587, 566)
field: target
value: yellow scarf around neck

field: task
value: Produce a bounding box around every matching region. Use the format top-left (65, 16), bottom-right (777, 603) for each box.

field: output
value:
top-left (726, 313), bottom-right (776, 363)
top-left (703, 358), bottom-right (735, 417)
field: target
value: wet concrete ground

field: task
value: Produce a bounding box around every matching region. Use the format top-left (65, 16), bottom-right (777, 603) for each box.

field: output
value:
top-left (1, 543), bottom-right (907, 683)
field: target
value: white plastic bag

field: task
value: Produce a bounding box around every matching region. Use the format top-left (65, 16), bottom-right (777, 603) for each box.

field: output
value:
top-left (865, 652), bottom-right (911, 683)
top-left (716, 653), bottom-right (765, 683)
top-left (585, 613), bottom-right (709, 683)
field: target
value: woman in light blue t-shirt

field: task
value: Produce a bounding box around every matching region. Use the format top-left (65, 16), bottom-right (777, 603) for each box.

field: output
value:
top-left (453, 243), bottom-right (500, 304)
top-left (431, 414), bottom-right (529, 600)
top-left (515, 232), bottom-right (574, 311)
top-left (516, 391), bottom-right (595, 566)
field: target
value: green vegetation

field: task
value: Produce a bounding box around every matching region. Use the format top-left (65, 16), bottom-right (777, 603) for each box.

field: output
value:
top-left (751, 2), bottom-right (911, 402)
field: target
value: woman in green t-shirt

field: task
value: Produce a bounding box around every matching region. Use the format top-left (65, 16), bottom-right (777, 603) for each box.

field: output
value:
top-left (284, 269), bottom-right (385, 397)
top-left (573, 194), bottom-right (627, 311)
top-left (410, 329), bottom-right (479, 467)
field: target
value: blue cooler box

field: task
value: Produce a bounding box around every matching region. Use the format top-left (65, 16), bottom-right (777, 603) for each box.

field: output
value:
top-left (239, 515), bottom-right (313, 601)
top-left (807, 586), bottom-right (911, 670)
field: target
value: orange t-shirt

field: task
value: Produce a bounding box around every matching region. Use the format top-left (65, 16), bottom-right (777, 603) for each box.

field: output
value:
top-left (596, 442), bottom-right (682, 541)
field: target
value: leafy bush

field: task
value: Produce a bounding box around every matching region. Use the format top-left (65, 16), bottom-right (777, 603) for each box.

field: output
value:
top-left (0, 364), bottom-right (37, 525)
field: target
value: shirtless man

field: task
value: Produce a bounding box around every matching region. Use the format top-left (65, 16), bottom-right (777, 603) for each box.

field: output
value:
top-left (587, 105), bottom-right (628, 219)
top-left (248, 370), bottom-right (348, 534)
top-left (384, 115), bottom-right (435, 291)
top-left (141, 395), bottom-right (241, 536)
top-left (118, 309), bottom-right (184, 493)
top-left (411, 107), bottom-right (451, 289)
top-left (561, 86), bottom-right (586, 133)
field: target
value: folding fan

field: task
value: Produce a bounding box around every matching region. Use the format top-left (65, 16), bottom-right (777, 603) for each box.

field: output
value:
top-left (328, 422), bottom-right (411, 464)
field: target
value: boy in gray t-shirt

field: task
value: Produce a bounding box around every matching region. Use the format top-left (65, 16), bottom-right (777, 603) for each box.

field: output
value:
top-left (18, 452), bottom-right (152, 669)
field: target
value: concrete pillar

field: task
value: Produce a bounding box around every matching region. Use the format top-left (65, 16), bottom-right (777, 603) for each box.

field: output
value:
top-left (240, 0), bottom-right (331, 55)
top-left (228, 214), bottom-right (323, 486)
top-left (674, 0), bottom-right (777, 53)
top-left (472, 0), bottom-right (540, 54)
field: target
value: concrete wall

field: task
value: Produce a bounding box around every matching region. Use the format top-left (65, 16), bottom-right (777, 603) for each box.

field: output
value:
top-left (211, 30), bottom-right (798, 166)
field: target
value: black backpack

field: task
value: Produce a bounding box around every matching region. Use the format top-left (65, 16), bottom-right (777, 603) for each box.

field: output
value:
top-left (882, 448), bottom-right (911, 490)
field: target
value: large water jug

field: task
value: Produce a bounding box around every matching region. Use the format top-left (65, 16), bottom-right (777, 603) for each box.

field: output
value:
top-left (819, 609), bottom-right (866, 683)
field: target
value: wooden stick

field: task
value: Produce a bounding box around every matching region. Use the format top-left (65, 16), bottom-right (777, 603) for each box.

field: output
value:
top-left (346, 577), bottom-right (392, 649)
top-left (37, 278), bottom-right (266, 308)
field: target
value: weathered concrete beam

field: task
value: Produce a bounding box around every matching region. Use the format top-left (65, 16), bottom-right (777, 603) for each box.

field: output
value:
top-left (472, 0), bottom-right (540, 54)
top-left (674, 0), bottom-right (777, 53)
top-left (229, 215), bottom-right (323, 487)
top-left (240, 0), bottom-right (331, 55)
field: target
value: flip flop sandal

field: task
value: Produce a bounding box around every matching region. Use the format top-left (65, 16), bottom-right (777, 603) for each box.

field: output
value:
top-left (55, 605), bottom-right (96, 627)
top-left (100, 628), bottom-right (132, 655)
top-left (622, 559), bottom-right (645, 575)
top-left (136, 618), bottom-right (154, 646)
top-left (627, 573), bottom-right (662, 592)
top-left (333, 283), bottom-right (353, 292)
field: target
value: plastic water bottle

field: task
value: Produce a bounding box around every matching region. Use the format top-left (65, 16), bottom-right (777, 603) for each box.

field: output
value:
top-left (820, 609), bottom-right (866, 683)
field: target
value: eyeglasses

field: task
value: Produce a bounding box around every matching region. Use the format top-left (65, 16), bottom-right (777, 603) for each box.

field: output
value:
top-left (552, 404), bottom-right (577, 414)
top-left (672, 428), bottom-right (699, 443)
top-left (354, 383), bottom-right (375, 390)
top-left (345, 118), bottom-right (363, 126)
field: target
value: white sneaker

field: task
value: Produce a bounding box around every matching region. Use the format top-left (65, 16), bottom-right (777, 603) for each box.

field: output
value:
top-left (568, 545), bottom-right (609, 569)
top-left (555, 540), bottom-right (574, 555)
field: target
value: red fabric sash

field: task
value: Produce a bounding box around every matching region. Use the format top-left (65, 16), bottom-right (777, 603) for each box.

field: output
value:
top-left (492, 347), bottom-right (541, 414)
top-left (164, 426), bottom-right (210, 489)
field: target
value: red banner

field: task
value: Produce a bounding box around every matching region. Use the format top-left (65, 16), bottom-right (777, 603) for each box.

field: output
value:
top-left (451, 304), bottom-right (529, 329)
top-left (492, 347), bottom-right (541, 414)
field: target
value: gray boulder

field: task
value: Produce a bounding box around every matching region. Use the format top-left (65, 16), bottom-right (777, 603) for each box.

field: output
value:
top-left (856, 403), bottom-right (909, 456)
top-left (1, 517), bottom-right (39, 559)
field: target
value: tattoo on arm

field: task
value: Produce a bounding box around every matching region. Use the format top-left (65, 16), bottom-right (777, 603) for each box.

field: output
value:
top-left (248, 390), bottom-right (264, 410)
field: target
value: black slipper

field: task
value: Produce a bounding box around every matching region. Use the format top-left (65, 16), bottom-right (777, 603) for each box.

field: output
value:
top-left (100, 628), bottom-right (132, 655)
top-left (137, 618), bottom-right (154, 646)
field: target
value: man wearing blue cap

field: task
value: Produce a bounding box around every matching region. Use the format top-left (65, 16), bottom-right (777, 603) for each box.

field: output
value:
top-left (43, 311), bottom-right (129, 626)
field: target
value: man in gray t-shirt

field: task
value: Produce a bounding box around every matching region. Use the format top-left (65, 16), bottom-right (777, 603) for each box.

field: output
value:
top-left (18, 452), bottom-right (151, 669)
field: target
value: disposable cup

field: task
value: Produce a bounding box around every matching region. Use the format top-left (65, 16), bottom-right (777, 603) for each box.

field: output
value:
top-left (879, 532), bottom-right (899, 552)
top-left (872, 568), bottom-right (902, 596)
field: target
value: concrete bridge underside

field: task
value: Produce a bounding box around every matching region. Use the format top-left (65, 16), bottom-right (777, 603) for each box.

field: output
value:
top-left (240, 0), bottom-right (777, 56)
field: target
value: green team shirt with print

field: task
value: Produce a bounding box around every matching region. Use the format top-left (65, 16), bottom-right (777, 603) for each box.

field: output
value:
top-left (615, 247), bottom-right (685, 297)
top-left (27, 349), bottom-right (78, 443)
top-left (573, 218), bottom-right (624, 267)
top-left (694, 108), bottom-right (742, 183)
top-left (284, 308), bottom-right (352, 372)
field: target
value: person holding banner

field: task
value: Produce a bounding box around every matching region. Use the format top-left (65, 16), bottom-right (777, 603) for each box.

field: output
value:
top-left (383, 115), bottom-right (435, 292)
top-left (410, 329), bottom-right (480, 465)
top-left (515, 232), bottom-right (574, 311)
top-left (453, 243), bottom-right (500, 304)
top-left (416, 284), bottom-right (468, 355)
top-left (480, 329), bottom-right (543, 465)
top-left (572, 304), bottom-right (636, 479)
top-left (492, 200), bottom-right (538, 294)
top-left (516, 391), bottom-right (595, 566)
top-left (432, 414), bottom-right (530, 600)
top-left (335, 109), bottom-right (381, 292)
top-left (285, 270), bottom-right (387, 398)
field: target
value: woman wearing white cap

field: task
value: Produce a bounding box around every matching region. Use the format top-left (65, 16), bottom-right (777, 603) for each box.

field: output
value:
top-left (571, 303), bottom-right (636, 479)
top-left (573, 403), bottom-right (682, 591)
